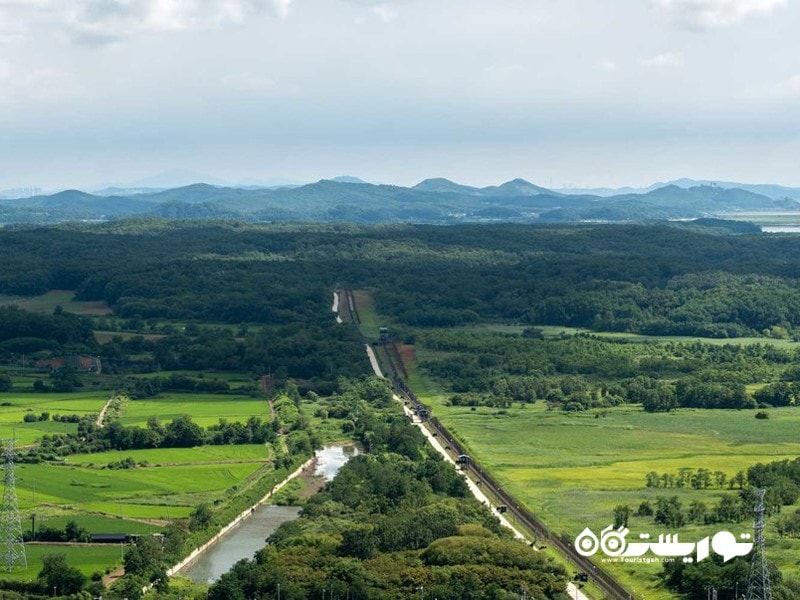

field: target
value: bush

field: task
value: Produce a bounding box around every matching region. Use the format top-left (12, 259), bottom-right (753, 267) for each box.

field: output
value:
top-left (755, 411), bottom-right (770, 420)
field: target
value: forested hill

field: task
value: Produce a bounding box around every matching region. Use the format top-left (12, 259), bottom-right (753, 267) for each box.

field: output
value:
top-left (0, 178), bottom-right (795, 225)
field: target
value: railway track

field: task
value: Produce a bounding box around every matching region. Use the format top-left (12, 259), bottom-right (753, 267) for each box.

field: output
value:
top-left (378, 340), bottom-right (633, 600)
top-left (334, 286), bottom-right (632, 599)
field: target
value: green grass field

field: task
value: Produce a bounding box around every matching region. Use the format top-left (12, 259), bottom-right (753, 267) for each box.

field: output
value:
top-left (119, 393), bottom-right (269, 428)
top-left (410, 366), bottom-right (800, 598)
top-left (0, 290), bottom-right (112, 316)
top-left (460, 323), bottom-right (799, 348)
top-left (32, 512), bottom-right (164, 535)
top-left (0, 544), bottom-right (123, 582)
top-left (348, 288), bottom-right (800, 599)
top-left (0, 391), bottom-right (110, 444)
top-left (352, 289), bottom-right (385, 340)
top-left (65, 444), bottom-right (271, 466)
top-left (16, 461), bottom-right (265, 518)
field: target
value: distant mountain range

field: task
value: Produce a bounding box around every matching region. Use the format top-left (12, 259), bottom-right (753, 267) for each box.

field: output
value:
top-left (0, 177), bottom-right (797, 226)
top-left (556, 178), bottom-right (800, 200)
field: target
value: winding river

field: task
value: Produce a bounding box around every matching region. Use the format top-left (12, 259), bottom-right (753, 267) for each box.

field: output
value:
top-left (179, 444), bottom-right (358, 583)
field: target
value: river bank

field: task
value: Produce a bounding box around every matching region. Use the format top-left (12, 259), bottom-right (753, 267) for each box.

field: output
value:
top-left (175, 444), bottom-right (358, 583)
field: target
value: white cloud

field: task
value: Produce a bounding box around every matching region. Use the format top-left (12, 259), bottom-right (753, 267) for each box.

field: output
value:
top-left (652, 0), bottom-right (787, 28)
top-left (597, 59), bottom-right (619, 72)
top-left (342, 0), bottom-right (403, 22)
top-left (0, 0), bottom-right (295, 45)
top-left (746, 74), bottom-right (800, 99)
top-left (639, 50), bottom-right (685, 67)
top-left (0, 60), bottom-right (11, 80)
top-left (372, 5), bottom-right (398, 22)
top-left (0, 3), bottom-right (35, 43)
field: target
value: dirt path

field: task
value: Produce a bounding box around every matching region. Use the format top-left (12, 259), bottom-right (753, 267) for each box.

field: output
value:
top-left (95, 394), bottom-right (116, 427)
top-left (103, 566), bottom-right (125, 587)
top-left (260, 376), bottom-right (277, 419)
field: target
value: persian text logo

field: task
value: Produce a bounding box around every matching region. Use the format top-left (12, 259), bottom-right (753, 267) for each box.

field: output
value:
top-left (574, 525), bottom-right (753, 563)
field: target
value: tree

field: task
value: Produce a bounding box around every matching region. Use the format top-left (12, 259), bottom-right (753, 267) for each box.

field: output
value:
top-left (715, 495), bottom-right (744, 523)
top-left (38, 553), bottom-right (86, 596)
top-left (339, 525), bottom-right (378, 559)
top-left (613, 505), bottom-right (631, 528)
top-left (654, 496), bottom-right (685, 528)
top-left (688, 501), bottom-right (707, 524)
top-left (165, 415), bottom-right (205, 447)
top-left (64, 519), bottom-right (89, 542)
top-left (776, 510), bottom-right (800, 538)
top-left (0, 374), bottom-right (11, 392)
top-left (642, 384), bottom-right (678, 413)
top-left (190, 502), bottom-right (214, 531)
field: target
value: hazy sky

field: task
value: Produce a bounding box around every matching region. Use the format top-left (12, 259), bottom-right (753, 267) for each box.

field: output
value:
top-left (1, 0), bottom-right (799, 190)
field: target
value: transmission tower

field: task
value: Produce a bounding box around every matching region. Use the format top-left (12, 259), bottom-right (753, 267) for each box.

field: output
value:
top-left (0, 439), bottom-right (26, 571)
top-left (745, 489), bottom-right (771, 600)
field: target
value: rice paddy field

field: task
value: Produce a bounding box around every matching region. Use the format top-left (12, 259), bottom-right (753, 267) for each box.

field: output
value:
top-left (0, 545), bottom-right (125, 582)
top-left (0, 384), bottom-right (276, 583)
top-left (119, 393), bottom-right (270, 428)
top-left (16, 460), bottom-right (267, 517)
top-left (65, 444), bottom-right (271, 466)
top-left (0, 391), bottom-right (110, 444)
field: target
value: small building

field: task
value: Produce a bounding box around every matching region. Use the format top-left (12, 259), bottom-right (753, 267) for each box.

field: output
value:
top-left (36, 355), bottom-right (102, 374)
top-left (379, 327), bottom-right (389, 342)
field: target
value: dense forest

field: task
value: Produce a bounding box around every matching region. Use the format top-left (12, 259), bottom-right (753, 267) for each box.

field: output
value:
top-left (2, 221), bottom-right (800, 338)
top-left (5, 221), bottom-right (800, 405)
